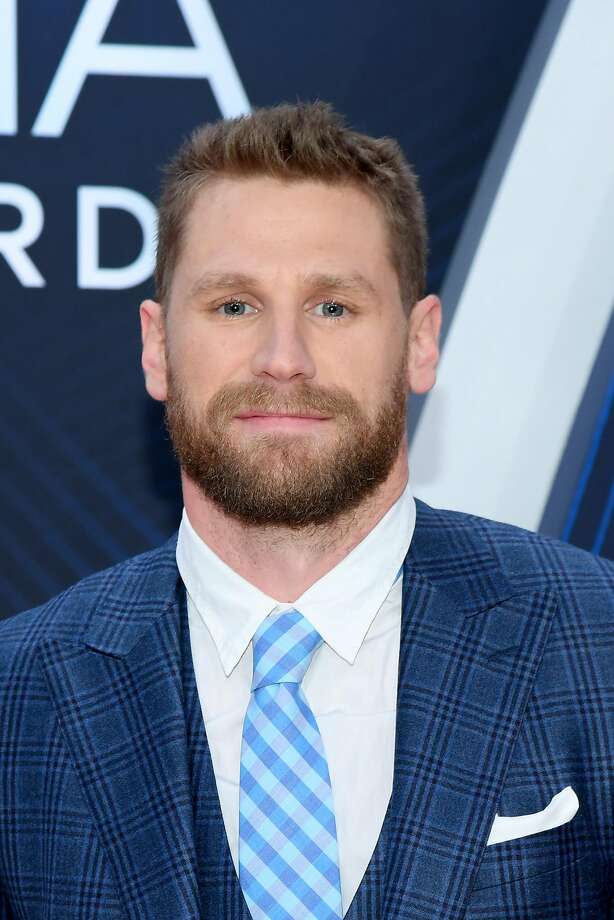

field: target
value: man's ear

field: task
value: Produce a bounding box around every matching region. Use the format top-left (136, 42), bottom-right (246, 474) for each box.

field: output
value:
top-left (406, 294), bottom-right (442, 394)
top-left (140, 299), bottom-right (168, 402)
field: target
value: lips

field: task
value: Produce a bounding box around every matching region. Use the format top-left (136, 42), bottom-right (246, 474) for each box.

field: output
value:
top-left (235, 412), bottom-right (330, 420)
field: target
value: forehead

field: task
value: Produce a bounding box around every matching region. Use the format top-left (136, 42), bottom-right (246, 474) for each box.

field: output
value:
top-left (176, 175), bottom-right (395, 284)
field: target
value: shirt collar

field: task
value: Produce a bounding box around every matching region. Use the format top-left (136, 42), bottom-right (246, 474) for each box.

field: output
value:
top-left (176, 474), bottom-right (415, 676)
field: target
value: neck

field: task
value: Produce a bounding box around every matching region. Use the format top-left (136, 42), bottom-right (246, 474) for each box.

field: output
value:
top-left (181, 444), bottom-right (410, 602)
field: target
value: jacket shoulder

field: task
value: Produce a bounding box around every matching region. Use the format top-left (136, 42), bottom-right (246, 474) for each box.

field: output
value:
top-left (0, 532), bottom-right (179, 665)
top-left (415, 498), bottom-right (614, 620)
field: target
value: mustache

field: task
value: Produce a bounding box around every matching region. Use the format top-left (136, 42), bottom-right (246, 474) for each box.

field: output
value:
top-left (205, 381), bottom-right (358, 418)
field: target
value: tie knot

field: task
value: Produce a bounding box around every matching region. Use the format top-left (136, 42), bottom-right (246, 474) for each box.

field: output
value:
top-left (251, 609), bottom-right (322, 691)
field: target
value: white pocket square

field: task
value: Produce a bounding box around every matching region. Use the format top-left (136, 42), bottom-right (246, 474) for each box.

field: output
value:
top-left (486, 785), bottom-right (579, 846)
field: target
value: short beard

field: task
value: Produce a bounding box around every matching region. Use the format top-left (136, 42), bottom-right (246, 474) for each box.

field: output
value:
top-left (164, 356), bottom-right (408, 530)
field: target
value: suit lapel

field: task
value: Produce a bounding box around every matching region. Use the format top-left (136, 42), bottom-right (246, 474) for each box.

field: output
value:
top-left (383, 500), bottom-right (559, 919)
top-left (36, 537), bottom-right (201, 920)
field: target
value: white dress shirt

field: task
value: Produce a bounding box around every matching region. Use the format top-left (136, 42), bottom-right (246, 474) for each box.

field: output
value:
top-left (175, 475), bottom-right (416, 915)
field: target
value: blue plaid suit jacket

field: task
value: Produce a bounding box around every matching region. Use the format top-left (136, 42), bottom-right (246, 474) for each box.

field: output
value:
top-left (1, 498), bottom-right (613, 919)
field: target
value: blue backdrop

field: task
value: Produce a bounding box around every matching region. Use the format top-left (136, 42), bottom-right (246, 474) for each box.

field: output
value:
top-left (1, 0), bottom-right (611, 619)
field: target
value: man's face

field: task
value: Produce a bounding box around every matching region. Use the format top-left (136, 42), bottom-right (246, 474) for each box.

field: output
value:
top-left (146, 176), bottom-right (418, 528)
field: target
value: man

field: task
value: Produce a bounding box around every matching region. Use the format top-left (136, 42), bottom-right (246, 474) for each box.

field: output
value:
top-left (0, 102), bottom-right (612, 920)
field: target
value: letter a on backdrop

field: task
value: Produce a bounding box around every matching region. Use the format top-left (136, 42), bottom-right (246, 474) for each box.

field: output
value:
top-left (32, 0), bottom-right (250, 138)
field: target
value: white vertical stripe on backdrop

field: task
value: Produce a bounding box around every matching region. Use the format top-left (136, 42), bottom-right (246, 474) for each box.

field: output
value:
top-left (410, 0), bottom-right (614, 532)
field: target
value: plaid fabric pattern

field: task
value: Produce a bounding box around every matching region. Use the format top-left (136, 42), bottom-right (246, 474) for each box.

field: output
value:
top-left (0, 498), bottom-right (612, 919)
top-left (239, 609), bottom-right (342, 920)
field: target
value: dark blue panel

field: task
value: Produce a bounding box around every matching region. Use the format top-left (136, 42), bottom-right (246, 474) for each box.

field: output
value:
top-left (1, 0), bottom-right (568, 617)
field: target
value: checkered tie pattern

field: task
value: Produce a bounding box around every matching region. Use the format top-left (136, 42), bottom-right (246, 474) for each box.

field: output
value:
top-left (238, 608), bottom-right (343, 920)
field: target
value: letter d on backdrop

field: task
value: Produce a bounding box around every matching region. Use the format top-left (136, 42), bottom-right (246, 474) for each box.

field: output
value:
top-left (77, 186), bottom-right (156, 290)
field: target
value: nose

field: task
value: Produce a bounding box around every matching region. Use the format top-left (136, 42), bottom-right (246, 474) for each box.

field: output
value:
top-left (250, 308), bottom-right (316, 382)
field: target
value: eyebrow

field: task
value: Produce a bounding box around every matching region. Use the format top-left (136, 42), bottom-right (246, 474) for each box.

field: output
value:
top-left (187, 270), bottom-right (378, 301)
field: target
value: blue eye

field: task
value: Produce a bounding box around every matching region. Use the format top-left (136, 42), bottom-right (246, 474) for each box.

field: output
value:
top-left (218, 300), bottom-right (254, 317)
top-left (315, 300), bottom-right (346, 319)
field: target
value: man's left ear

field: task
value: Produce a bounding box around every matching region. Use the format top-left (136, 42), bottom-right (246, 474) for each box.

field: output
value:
top-left (406, 294), bottom-right (442, 394)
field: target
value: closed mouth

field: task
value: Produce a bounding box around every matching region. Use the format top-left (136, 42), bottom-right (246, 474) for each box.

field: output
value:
top-left (235, 412), bottom-right (330, 420)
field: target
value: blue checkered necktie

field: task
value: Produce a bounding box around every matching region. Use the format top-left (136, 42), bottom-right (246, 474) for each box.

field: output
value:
top-left (238, 608), bottom-right (343, 920)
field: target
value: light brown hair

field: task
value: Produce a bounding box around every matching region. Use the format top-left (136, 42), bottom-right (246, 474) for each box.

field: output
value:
top-left (155, 101), bottom-right (427, 316)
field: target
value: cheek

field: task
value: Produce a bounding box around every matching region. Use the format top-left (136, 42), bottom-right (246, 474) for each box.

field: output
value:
top-left (320, 357), bottom-right (382, 418)
top-left (365, 340), bottom-right (408, 407)
top-left (179, 331), bottom-right (232, 381)
top-left (341, 336), bottom-right (395, 384)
